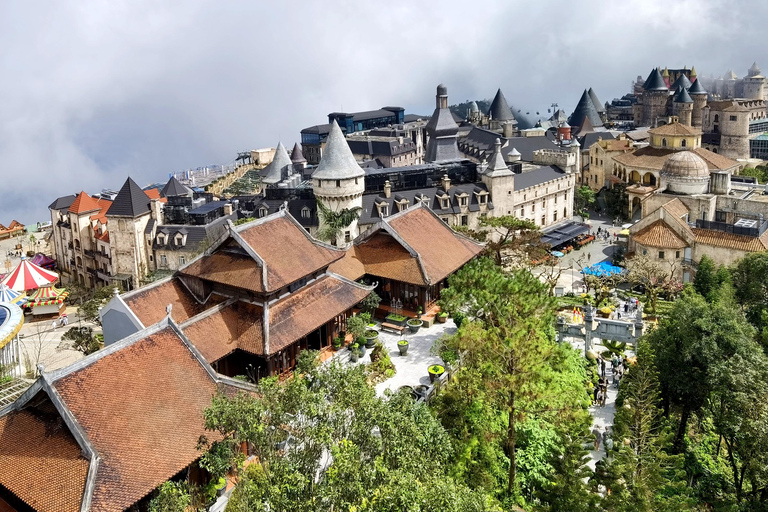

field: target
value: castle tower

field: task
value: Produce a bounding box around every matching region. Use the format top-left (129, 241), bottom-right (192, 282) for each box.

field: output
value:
top-left (641, 68), bottom-right (669, 127)
top-left (742, 62), bottom-right (765, 100)
top-left (487, 88), bottom-right (517, 137)
top-left (481, 138), bottom-right (515, 217)
top-left (312, 120), bottom-right (366, 246)
top-left (588, 88), bottom-right (606, 123)
top-left (688, 77), bottom-right (708, 128)
top-left (425, 84), bottom-right (461, 162)
top-left (673, 87), bottom-right (694, 126)
top-left (568, 89), bottom-right (602, 128)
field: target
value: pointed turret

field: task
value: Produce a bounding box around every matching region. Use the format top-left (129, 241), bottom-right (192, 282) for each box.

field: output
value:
top-left (674, 86), bottom-right (693, 104)
top-left (160, 176), bottom-right (193, 198)
top-left (485, 139), bottom-right (513, 177)
top-left (749, 62), bottom-right (761, 77)
top-left (261, 142), bottom-right (292, 185)
top-left (312, 121), bottom-right (365, 180)
top-left (488, 89), bottom-right (515, 121)
top-left (587, 88), bottom-right (605, 114)
top-left (643, 68), bottom-right (668, 91)
top-left (568, 89), bottom-right (602, 128)
top-left (425, 84), bottom-right (460, 162)
top-left (670, 73), bottom-right (692, 91)
top-left (106, 178), bottom-right (151, 217)
top-left (688, 78), bottom-right (707, 95)
top-left (290, 142), bottom-right (307, 164)
top-left (690, 66), bottom-right (697, 78)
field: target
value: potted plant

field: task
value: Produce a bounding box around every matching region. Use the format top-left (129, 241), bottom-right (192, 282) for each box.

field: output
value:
top-left (397, 339), bottom-right (409, 355)
top-left (385, 313), bottom-right (408, 327)
top-left (350, 343), bottom-right (361, 362)
top-left (213, 477), bottom-right (227, 498)
top-left (364, 329), bottom-right (379, 348)
top-left (407, 318), bottom-right (422, 333)
top-left (332, 336), bottom-right (344, 350)
top-left (428, 364), bottom-right (445, 383)
top-left (437, 312), bottom-right (448, 324)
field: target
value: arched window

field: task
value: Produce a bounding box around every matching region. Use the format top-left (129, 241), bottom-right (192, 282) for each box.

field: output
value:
top-left (661, 138), bottom-right (667, 147)
top-left (681, 139), bottom-right (687, 147)
top-left (714, 114), bottom-right (719, 123)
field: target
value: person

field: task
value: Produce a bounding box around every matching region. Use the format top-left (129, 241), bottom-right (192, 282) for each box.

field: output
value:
top-left (51, 319), bottom-right (58, 330)
top-left (596, 387), bottom-right (605, 407)
top-left (600, 358), bottom-right (606, 378)
top-left (593, 384), bottom-right (600, 405)
top-left (611, 354), bottom-right (619, 371)
top-left (601, 385), bottom-right (608, 406)
top-left (624, 303), bottom-right (629, 314)
top-left (592, 426), bottom-right (602, 451)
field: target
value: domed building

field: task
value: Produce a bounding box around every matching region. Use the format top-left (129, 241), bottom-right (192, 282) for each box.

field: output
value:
top-left (659, 151), bottom-right (710, 195)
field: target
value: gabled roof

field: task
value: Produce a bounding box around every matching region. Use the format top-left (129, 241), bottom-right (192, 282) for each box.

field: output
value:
top-left (290, 142), bottom-right (307, 163)
top-left (106, 177), bottom-right (151, 217)
top-left (67, 191), bottom-right (102, 215)
top-left (688, 77), bottom-right (707, 95)
top-left (122, 277), bottom-right (222, 327)
top-left (692, 228), bottom-right (768, 252)
top-left (488, 88), bottom-right (515, 121)
top-left (588, 88), bottom-right (605, 114)
top-left (568, 89), bottom-right (603, 129)
top-left (643, 68), bottom-right (668, 91)
top-left (312, 121), bottom-right (365, 180)
top-left (632, 220), bottom-right (687, 249)
top-left (261, 142), bottom-right (292, 184)
top-left (160, 176), bottom-right (193, 197)
top-left (181, 300), bottom-right (264, 362)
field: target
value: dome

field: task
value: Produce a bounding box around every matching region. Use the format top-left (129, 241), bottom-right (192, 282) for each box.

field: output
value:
top-left (437, 84), bottom-right (448, 96)
top-left (469, 101), bottom-right (479, 113)
top-left (661, 151), bottom-right (710, 195)
top-left (661, 151), bottom-right (709, 178)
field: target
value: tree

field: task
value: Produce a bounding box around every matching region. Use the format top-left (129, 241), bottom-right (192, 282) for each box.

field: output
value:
top-left (148, 481), bottom-right (192, 512)
top-left (359, 289), bottom-right (381, 316)
top-left (693, 255), bottom-right (717, 299)
top-left (473, 215), bottom-right (548, 267)
top-left (731, 251), bottom-right (768, 339)
top-left (78, 284), bottom-right (122, 324)
top-left (438, 258), bottom-right (561, 497)
top-left (648, 288), bottom-right (756, 450)
top-left (61, 326), bottom-right (100, 355)
top-left (315, 199), bottom-right (361, 245)
top-left (626, 254), bottom-right (682, 314)
top-left (574, 186), bottom-right (596, 221)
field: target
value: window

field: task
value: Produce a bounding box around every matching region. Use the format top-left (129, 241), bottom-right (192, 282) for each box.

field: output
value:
top-left (553, 211), bottom-right (558, 222)
top-left (179, 256), bottom-right (186, 266)
top-left (714, 115), bottom-right (719, 123)
top-left (301, 207), bottom-right (310, 219)
top-left (730, 115), bottom-right (737, 122)
top-left (520, 207), bottom-right (525, 216)
top-left (156, 234), bottom-right (166, 245)
top-left (259, 207), bottom-right (268, 218)
top-left (380, 204), bottom-right (389, 217)
top-left (542, 199), bottom-right (546, 208)
top-left (355, 178), bottom-right (359, 185)
top-left (461, 215), bottom-right (468, 226)
top-left (160, 254), bottom-right (168, 266)
top-left (531, 204), bottom-right (535, 214)
top-left (118, 219), bottom-right (126, 230)
top-left (681, 139), bottom-right (687, 147)
top-left (479, 194), bottom-right (487, 204)
top-left (459, 196), bottom-right (468, 207)
top-left (540, 215), bottom-right (546, 225)
top-left (675, 251), bottom-right (680, 259)
top-left (554, 195), bottom-right (558, 205)
top-left (336, 180), bottom-right (341, 188)
top-left (715, 210), bottom-right (726, 222)
top-left (661, 138), bottom-right (667, 147)
top-left (442, 217), bottom-right (449, 224)
top-left (658, 251), bottom-right (665, 259)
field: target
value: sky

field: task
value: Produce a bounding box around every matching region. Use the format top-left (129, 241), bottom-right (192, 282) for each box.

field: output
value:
top-left (1, 0), bottom-right (765, 224)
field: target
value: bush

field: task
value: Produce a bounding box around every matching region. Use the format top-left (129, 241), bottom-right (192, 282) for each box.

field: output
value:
top-left (453, 311), bottom-right (465, 328)
top-left (61, 327), bottom-right (101, 355)
top-left (366, 341), bottom-right (396, 385)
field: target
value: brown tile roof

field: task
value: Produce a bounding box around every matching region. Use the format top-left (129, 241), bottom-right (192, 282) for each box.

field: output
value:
top-left (124, 278), bottom-right (216, 326)
top-left (660, 198), bottom-right (690, 221)
top-left (601, 139), bottom-right (633, 152)
top-left (352, 233), bottom-right (426, 285)
top-left (632, 220), bottom-right (688, 249)
top-left (269, 275), bottom-right (370, 353)
top-left (179, 251), bottom-right (265, 292)
top-left (0, 409), bottom-right (89, 512)
top-left (53, 327), bottom-right (228, 512)
top-left (386, 207), bottom-right (483, 284)
top-left (327, 247), bottom-right (366, 282)
top-left (649, 123), bottom-right (701, 136)
top-left (692, 228), bottom-right (768, 252)
top-left (237, 216), bottom-right (344, 292)
top-left (183, 301), bottom-right (265, 361)
top-left (68, 191), bottom-right (102, 214)
top-left (614, 146), bottom-right (736, 172)
top-left (144, 188), bottom-right (168, 203)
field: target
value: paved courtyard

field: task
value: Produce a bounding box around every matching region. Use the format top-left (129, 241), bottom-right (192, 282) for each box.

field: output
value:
top-left (329, 318), bottom-right (455, 396)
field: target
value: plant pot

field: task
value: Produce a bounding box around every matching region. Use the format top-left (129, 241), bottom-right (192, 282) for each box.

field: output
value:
top-left (407, 319), bottom-right (422, 333)
top-left (437, 315), bottom-right (447, 324)
top-left (397, 341), bottom-right (409, 356)
top-left (360, 344), bottom-right (367, 356)
top-left (350, 351), bottom-right (359, 363)
top-left (385, 314), bottom-right (408, 327)
top-left (428, 365), bottom-right (445, 383)
top-left (364, 331), bottom-right (378, 348)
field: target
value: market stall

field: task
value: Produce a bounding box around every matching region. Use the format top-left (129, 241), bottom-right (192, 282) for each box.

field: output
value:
top-left (26, 286), bottom-right (68, 316)
top-left (0, 256), bottom-right (58, 292)
top-left (30, 252), bottom-right (56, 270)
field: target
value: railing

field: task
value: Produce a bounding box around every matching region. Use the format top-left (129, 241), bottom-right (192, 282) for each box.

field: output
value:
top-left (96, 270), bottom-right (112, 282)
top-left (682, 258), bottom-right (697, 269)
top-left (84, 249), bottom-right (96, 259)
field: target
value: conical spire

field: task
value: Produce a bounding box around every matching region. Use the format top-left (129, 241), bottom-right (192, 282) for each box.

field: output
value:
top-left (568, 89), bottom-right (602, 128)
top-left (688, 77), bottom-right (707, 95)
top-left (106, 178), bottom-right (151, 217)
top-left (485, 138), bottom-right (513, 177)
top-left (674, 86), bottom-right (693, 103)
top-left (290, 142), bottom-right (307, 163)
top-left (312, 121), bottom-right (365, 180)
top-left (643, 68), bottom-right (668, 91)
top-left (670, 73), bottom-right (692, 91)
top-left (749, 62), bottom-right (761, 76)
top-left (160, 176), bottom-right (193, 197)
top-left (587, 87), bottom-right (605, 114)
top-left (690, 66), bottom-right (697, 77)
top-left (488, 88), bottom-right (514, 121)
top-left (261, 142), bottom-right (292, 184)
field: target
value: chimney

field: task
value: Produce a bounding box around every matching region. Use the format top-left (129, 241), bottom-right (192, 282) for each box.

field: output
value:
top-left (441, 174), bottom-right (451, 191)
top-left (398, 136), bottom-right (404, 144)
top-left (223, 203), bottom-right (234, 216)
top-left (384, 180), bottom-right (392, 198)
top-left (150, 198), bottom-right (164, 225)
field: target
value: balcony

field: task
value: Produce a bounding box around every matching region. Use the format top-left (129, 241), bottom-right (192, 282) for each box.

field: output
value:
top-left (96, 270), bottom-right (112, 282)
top-left (95, 252), bottom-right (110, 265)
top-left (84, 249), bottom-right (96, 259)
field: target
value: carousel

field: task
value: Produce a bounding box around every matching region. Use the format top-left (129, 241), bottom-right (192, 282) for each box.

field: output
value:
top-left (1, 257), bottom-right (58, 292)
top-left (0, 300), bottom-right (24, 379)
top-left (25, 286), bottom-right (69, 317)
top-left (0, 283), bottom-right (25, 306)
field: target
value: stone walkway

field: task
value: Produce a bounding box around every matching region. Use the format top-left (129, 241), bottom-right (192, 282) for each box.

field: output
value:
top-left (586, 350), bottom-right (619, 470)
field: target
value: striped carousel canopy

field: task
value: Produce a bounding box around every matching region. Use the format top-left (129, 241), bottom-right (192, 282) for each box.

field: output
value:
top-left (26, 286), bottom-right (69, 306)
top-left (1, 257), bottom-right (58, 292)
top-left (0, 284), bottom-right (25, 305)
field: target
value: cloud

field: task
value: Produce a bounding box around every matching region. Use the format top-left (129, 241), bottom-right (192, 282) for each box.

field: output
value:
top-left (0, 0), bottom-right (765, 223)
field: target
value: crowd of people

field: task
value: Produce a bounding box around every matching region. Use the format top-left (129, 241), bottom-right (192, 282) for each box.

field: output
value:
top-left (591, 353), bottom-right (630, 454)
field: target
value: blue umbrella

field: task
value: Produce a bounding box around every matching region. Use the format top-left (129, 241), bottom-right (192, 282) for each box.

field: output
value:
top-left (551, 251), bottom-right (564, 258)
top-left (581, 261), bottom-right (624, 277)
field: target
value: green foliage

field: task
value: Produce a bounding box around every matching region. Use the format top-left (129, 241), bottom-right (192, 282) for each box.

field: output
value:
top-left (360, 290), bottom-right (381, 315)
top-left (346, 315), bottom-right (367, 342)
top-left (149, 481), bottom-right (192, 512)
top-left (453, 311), bottom-right (465, 328)
top-left (385, 314), bottom-right (406, 322)
top-left (731, 251), bottom-right (768, 343)
top-left (234, 216), bottom-right (255, 226)
top-left (738, 165), bottom-right (768, 183)
top-left (693, 255), bottom-right (717, 298)
top-left (61, 326), bottom-right (100, 355)
top-left (574, 186), bottom-right (596, 221)
top-left (77, 284), bottom-right (123, 324)
top-left (366, 341), bottom-right (396, 385)
top-left (315, 199), bottom-right (362, 244)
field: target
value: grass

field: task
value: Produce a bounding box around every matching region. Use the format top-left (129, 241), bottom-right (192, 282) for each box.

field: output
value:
top-left (386, 314), bottom-right (407, 322)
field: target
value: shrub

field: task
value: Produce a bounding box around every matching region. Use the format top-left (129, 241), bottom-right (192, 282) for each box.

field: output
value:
top-left (407, 318), bottom-right (422, 326)
top-left (453, 311), bottom-right (465, 328)
top-left (428, 364), bottom-right (445, 375)
top-left (439, 312), bottom-right (448, 318)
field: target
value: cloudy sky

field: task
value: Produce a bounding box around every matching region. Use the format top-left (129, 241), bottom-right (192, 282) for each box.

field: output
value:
top-left (1, 0), bottom-right (764, 223)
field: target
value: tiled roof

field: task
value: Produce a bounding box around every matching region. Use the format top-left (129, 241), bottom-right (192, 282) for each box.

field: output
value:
top-left (160, 176), bottom-right (193, 197)
top-left (327, 246), bottom-right (367, 282)
top-left (52, 326), bottom-right (232, 512)
top-left (182, 301), bottom-right (264, 361)
top-left (179, 250), bottom-right (266, 293)
top-left (144, 188), bottom-right (167, 203)
top-left (344, 233), bottom-right (427, 285)
top-left (632, 220), bottom-right (688, 249)
top-left (692, 148), bottom-right (739, 171)
top-left (236, 215), bottom-right (344, 292)
top-left (649, 123), bottom-right (701, 136)
top-left (660, 198), bottom-right (690, 221)
top-left (569, 89), bottom-right (603, 128)
top-left (106, 177), bottom-right (151, 217)
top-left (48, 195), bottom-right (77, 211)
top-left (269, 275), bottom-right (371, 353)
top-left (601, 139), bottom-right (633, 152)
top-left (613, 146), bottom-right (736, 171)
top-left (68, 191), bottom-right (102, 214)
top-left (123, 278), bottom-right (217, 326)
top-left (0, 409), bottom-right (89, 512)
top-left (488, 88), bottom-right (515, 121)
top-left (514, 165), bottom-right (569, 191)
top-left (692, 228), bottom-right (768, 252)
top-left (386, 206), bottom-right (483, 284)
